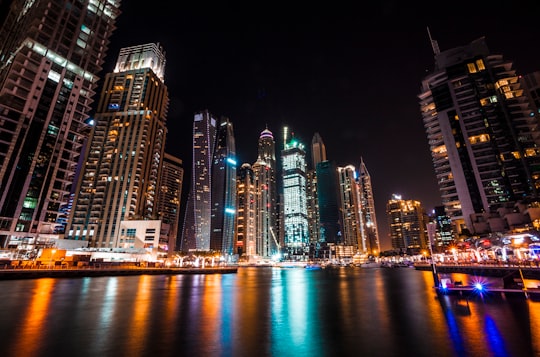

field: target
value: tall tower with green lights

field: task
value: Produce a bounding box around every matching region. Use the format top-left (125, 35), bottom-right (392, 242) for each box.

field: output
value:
top-left (281, 127), bottom-right (309, 259)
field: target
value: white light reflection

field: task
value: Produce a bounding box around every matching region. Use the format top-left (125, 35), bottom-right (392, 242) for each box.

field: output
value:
top-left (99, 277), bottom-right (118, 330)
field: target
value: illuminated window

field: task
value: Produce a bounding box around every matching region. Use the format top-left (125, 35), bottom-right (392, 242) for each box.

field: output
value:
top-left (476, 59), bottom-right (485, 70)
top-left (467, 63), bottom-right (477, 73)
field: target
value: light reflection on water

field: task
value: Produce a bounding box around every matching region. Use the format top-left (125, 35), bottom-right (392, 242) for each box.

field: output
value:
top-left (0, 267), bottom-right (538, 357)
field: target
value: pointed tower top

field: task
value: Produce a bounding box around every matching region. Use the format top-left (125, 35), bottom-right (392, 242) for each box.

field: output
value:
top-left (427, 26), bottom-right (440, 56)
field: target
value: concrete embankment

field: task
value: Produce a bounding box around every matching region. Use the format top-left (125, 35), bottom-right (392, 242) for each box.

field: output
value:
top-left (0, 266), bottom-right (238, 280)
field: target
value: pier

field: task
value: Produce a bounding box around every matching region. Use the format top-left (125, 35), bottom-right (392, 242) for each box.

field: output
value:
top-left (415, 262), bottom-right (540, 299)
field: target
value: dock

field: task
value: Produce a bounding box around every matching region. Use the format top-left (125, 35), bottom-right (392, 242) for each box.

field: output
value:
top-left (415, 262), bottom-right (540, 299)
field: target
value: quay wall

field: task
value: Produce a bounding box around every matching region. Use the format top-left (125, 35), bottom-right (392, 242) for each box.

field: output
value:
top-left (0, 266), bottom-right (238, 280)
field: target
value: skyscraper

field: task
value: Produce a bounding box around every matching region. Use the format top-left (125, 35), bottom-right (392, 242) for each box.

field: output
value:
top-left (157, 153), bottom-right (183, 253)
top-left (0, 0), bottom-right (121, 248)
top-left (316, 160), bottom-right (341, 244)
top-left (419, 37), bottom-right (540, 237)
top-left (358, 158), bottom-right (380, 255)
top-left (281, 128), bottom-right (309, 258)
top-left (66, 43), bottom-right (169, 249)
top-left (337, 165), bottom-right (363, 249)
top-left (236, 164), bottom-right (256, 259)
top-left (307, 132), bottom-right (326, 244)
top-left (311, 132), bottom-right (327, 169)
top-left (252, 127), bottom-right (279, 258)
top-left (180, 110), bottom-right (217, 252)
top-left (210, 117), bottom-right (237, 256)
top-left (386, 194), bottom-right (429, 252)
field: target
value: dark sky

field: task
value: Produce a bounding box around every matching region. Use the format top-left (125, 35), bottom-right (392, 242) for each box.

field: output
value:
top-left (105, 1), bottom-right (540, 250)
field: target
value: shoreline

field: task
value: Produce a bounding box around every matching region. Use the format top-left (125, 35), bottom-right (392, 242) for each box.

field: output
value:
top-left (0, 266), bottom-right (238, 280)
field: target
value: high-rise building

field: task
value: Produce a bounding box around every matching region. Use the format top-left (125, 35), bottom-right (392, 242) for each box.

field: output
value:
top-left (316, 160), bottom-right (341, 244)
top-left (419, 37), bottom-right (540, 236)
top-left (307, 132), bottom-right (326, 244)
top-left (386, 194), bottom-right (429, 252)
top-left (311, 132), bottom-right (327, 169)
top-left (431, 205), bottom-right (454, 251)
top-left (358, 158), bottom-right (380, 255)
top-left (252, 127), bottom-right (279, 258)
top-left (520, 71), bottom-right (540, 119)
top-left (281, 128), bottom-right (309, 258)
top-left (337, 165), bottom-right (363, 249)
top-left (236, 164), bottom-right (256, 259)
top-left (210, 117), bottom-right (237, 256)
top-left (0, 0), bottom-right (121, 248)
top-left (157, 153), bottom-right (183, 253)
top-left (180, 110), bottom-right (217, 252)
top-left (66, 43), bottom-right (169, 250)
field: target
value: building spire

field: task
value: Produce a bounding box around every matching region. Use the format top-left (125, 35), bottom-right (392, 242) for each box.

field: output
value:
top-left (427, 26), bottom-right (440, 55)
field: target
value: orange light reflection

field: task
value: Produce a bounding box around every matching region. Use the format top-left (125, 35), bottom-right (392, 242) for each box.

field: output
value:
top-left (11, 279), bottom-right (55, 357)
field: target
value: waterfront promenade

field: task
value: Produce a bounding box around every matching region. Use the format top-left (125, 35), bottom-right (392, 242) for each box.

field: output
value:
top-left (0, 264), bottom-right (238, 280)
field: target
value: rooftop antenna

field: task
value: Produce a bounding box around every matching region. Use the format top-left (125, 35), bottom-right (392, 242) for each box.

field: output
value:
top-left (427, 26), bottom-right (440, 55)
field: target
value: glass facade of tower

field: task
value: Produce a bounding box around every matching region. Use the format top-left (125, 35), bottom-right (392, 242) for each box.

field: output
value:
top-left (253, 128), bottom-right (279, 258)
top-left (337, 165), bottom-right (363, 249)
top-left (359, 158), bottom-right (380, 255)
top-left (66, 43), bottom-right (169, 249)
top-left (157, 153), bottom-right (183, 253)
top-left (0, 0), bottom-right (120, 248)
top-left (181, 110), bottom-right (217, 252)
top-left (210, 118), bottom-right (237, 256)
top-left (236, 164), bottom-right (256, 258)
top-left (419, 38), bottom-right (540, 235)
top-left (316, 161), bottom-right (341, 244)
top-left (281, 136), bottom-right (309, 252)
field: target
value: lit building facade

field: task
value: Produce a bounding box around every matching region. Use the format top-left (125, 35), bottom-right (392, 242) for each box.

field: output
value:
top-left (358, 158), bottom-right (380, 255)
top-left (157, 153), bottom-right (183, 253)
top-left (281, 128), bottom-right (309, 257)
top-left (236, 164), bottom-right (256, 258)
top-left (180, 110), bottom-right (217, 252)
top-left (431, 205), bottom-right (454, 251)
top-left (0, 0), bottom-right (121, 248)
top-left (252, 128), bottom-right (279, 258)
top-left (307, 132), bottom-right (326, 244)
top-left (66, 43), bottom-right (169, 249)
top-left (210, 118), bottom-right (237, 256)
top-left (386, 194), bottom-right (429, 252)
top-left (419, 37), bottom-right (540, 236)
top-left (337, 165), bottom-right (363, 250)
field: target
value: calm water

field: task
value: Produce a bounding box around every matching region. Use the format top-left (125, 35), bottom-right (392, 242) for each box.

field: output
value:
top-left (0, 267), bottom-right (538, 357)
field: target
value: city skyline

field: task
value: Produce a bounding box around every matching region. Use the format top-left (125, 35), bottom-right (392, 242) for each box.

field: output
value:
top-left (106, 2), bottom-right (540, 249)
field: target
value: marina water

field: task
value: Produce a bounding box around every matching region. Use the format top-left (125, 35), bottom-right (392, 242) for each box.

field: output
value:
top-left (0, 267), bottom-right (538, 356)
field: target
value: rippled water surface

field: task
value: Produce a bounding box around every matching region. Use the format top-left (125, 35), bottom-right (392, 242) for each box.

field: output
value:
top-left (0, 267), bottom-right (538, 357)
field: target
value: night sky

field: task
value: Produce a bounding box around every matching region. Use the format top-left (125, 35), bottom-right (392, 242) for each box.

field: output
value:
top-left (104, 1), bottom-right (540, 250)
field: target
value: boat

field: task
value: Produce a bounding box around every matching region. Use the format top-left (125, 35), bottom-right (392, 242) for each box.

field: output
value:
top-left (305, 263), bottom-right (323, 270)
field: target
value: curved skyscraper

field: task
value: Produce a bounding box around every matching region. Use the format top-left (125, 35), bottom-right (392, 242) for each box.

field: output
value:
top-left (181, 110), bottom-right (217, 252)
top-left (210, 118), bottom-right (237, 255)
